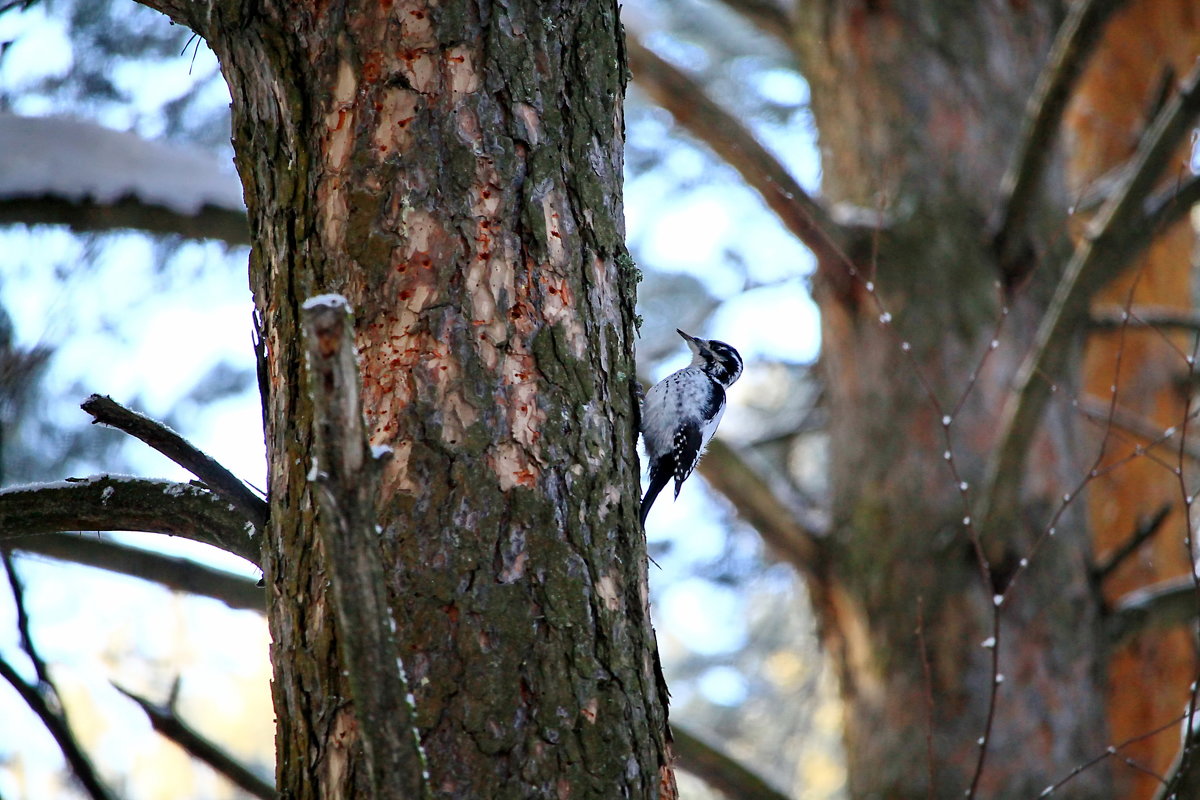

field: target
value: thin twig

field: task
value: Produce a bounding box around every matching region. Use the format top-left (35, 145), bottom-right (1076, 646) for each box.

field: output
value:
top-left (80, 394), bottom-right (268, 533)
top-left (1154, 718), bottom-right (1200, 800)
top-left (302, 296), bottom-right (429, 799)
top-left (0, 571), bottom-right (118, 800)
top-left (113, 682), bottom-right (276, 800)
top-left (1043, 712), bottom-right (1186, 796)
top-left (671, 726), bottom-right (793, 800)
top-left (0, 658), bottom-right (119, 800)
top-left (1077, 397), bottom-right (1200, 466)
top-left (980, 59), bottom-right (1200, 540)
top-left (1093, 504), bottom-right (1172, 581)
top-left (0, 475), bottom-right (261, 566)
top-left (1160, 323), bottom-right (1200, 799)
top-left (992, 0), bottom-right (1127, 272)
top-left (8, 534), bottom-right (264, 612)
top-left (2, 551), bottom-right (52, 688)
top-left (915, 599), bottom-right (937, 800)
top-left (966, 605), bottom-right (1003, 798)
top-left (625, 31), bottom-right (860, 289)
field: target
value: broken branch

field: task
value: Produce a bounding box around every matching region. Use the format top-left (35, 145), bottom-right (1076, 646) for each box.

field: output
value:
top-left (81, 394), bottom-right (267, 533)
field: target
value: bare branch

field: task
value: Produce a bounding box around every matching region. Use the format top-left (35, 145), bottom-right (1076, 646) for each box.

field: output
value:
top-left (113, 682), bottom-right (276, 800)
top-left (672, 725), bottom-right (793, 800)
top-left (625, 32), bottom-right (860, 287)
top-left (2, 552), bottom-right (52, 688)
top-left (697, 438), bottom-right (825, 585)
top-left (991, 0), bottom-right (1127, 270)
top-left (710, 0), bottom-right (793, 46)
top-left (0, 569), bottom-right (119, 800)
top-left (1094, 504), bottom-right (1173, 582)
top-left (0, 195), bottom-right (249, 246)
top-left (81, 394), bottom-right (268, 534)
top-left (980, 59), bottom-right (1200, 538)
top-left (126, 0), bottom-right (209, 37)
top-left (301, 295), bottom-right (428, 800)
top-left (1107, 575), bottom-right (1198, 648)
top-left (1077, 397), bottom-right (1200, 464)
top-left (1154, 734), bottom-right (1200, 800)
top-left (0, 657), bottom-right (120, 800)
top-left (0, 475), bottom-right (260, 566)
top-left (1143, 172), bottom-right (1200, 236)
top-left (8, 534), bottom-right (264, 612)
top-left (1090, 306), bottom-right (1200, 332)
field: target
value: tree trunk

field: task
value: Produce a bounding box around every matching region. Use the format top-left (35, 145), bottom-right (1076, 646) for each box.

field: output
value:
top-left (168, 1), bottom-right (675, 796)
top-left (792, 1), bottom-right (1163, 795)
top-left (1072, 3), bottom-right (1200, 797)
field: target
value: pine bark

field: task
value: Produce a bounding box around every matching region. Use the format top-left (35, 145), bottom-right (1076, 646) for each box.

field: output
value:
top-left (793, 1), bottom-right (1119, 796)
top-left (183, 2), bottom-right (674, 797)
top-left (1072, 3), bottom-right (1200, 796)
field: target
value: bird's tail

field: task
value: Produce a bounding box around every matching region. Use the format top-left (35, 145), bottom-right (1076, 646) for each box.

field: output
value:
top-left (639, 466), bottom-right (672, 527)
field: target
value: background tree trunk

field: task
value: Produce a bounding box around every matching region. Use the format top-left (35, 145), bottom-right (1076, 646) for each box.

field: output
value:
top-left (190, 2), bottom-right (674, 796)
top-left (1072, 3), bottom-right (1200, 796)
top-left (790, 0), bottom-right (1197, 796)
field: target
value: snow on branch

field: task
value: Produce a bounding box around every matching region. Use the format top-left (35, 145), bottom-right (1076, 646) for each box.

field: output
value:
top-left (1089, 305), bottom-right (1200, 332)
top-left (301, 296), bottom-right (429, 800)
top-left (0, 114), bottom-right (248, 245)
top-left (980, 58), bottom-right (1200, 539)
top-left (0, 475), bottom-right (260, 566)
top-left (81, 393), bottom-right (268, 533)
top-left (1106, 575), bottom-right (1198, 648)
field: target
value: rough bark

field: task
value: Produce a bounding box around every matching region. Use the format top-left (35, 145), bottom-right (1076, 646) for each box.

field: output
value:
top-left (186, 1), bottom-right (673, 797)
top-left (794, 2), bottom-right (1113, 796)
top-left (1071, 3), bottom-right (1200, 796)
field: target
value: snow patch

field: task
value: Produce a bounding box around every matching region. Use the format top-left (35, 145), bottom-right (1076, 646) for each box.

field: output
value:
top-left (302, 293), bottom-right (351, 311)
top-left (0, 113), bottom-right (244, 215)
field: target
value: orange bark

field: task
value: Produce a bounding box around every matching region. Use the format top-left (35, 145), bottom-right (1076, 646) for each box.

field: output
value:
top-left (1072, 1), bottom-right (1200, 795)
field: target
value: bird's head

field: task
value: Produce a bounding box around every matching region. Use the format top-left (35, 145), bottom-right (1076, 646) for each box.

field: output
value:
top-left (678, 329), bottom-right (743, 388)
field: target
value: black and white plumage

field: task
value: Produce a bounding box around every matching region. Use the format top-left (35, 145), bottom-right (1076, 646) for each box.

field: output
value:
top-left (639, 329), bottom-right (743, 526)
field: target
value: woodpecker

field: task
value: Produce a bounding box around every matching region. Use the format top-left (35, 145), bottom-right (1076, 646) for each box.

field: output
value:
top-left (640, 329), bottom-right (743, 526)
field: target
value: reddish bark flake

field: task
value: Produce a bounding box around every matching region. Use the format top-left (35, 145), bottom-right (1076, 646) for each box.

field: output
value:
top-left (362, 53), bottom-right (383, 83)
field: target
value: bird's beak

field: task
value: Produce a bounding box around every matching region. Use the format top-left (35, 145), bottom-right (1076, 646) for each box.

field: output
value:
top-left (677, 329), bottom-right (702, 354)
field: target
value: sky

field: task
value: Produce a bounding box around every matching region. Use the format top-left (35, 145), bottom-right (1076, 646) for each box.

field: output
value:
top-left (0, 1), bottom-right (833, 796)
